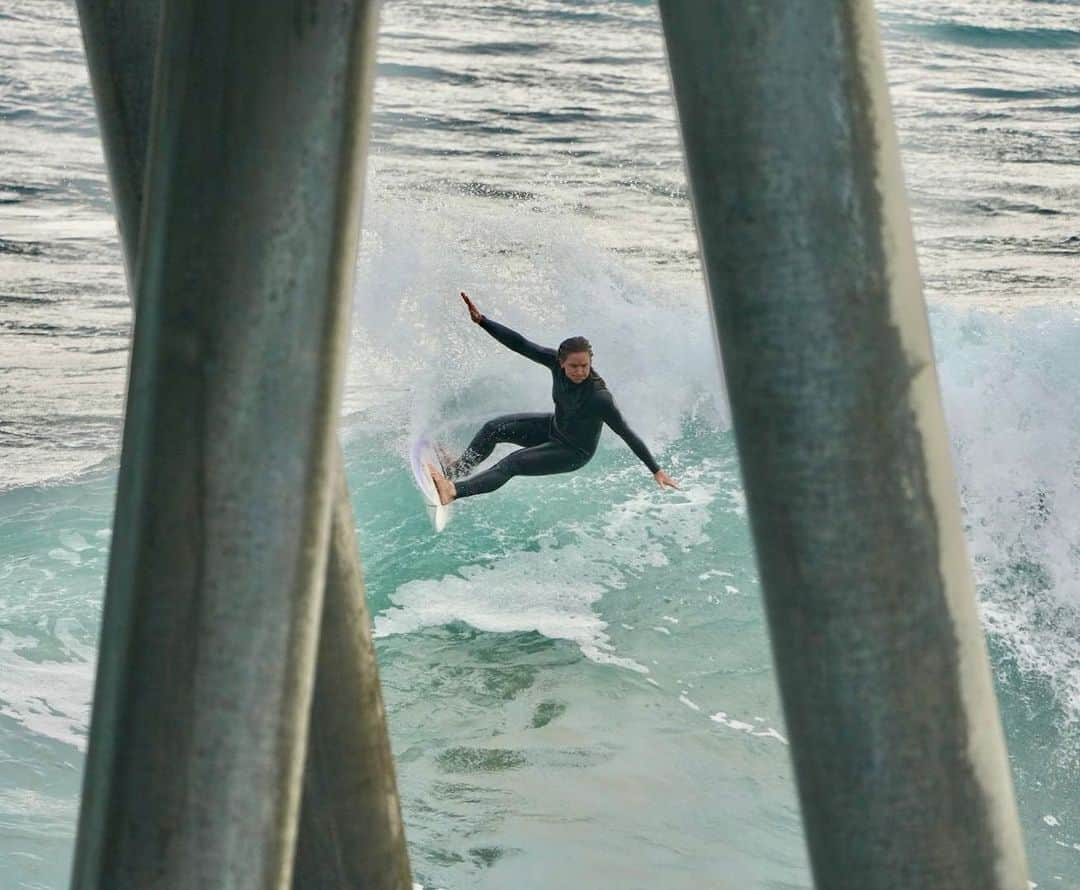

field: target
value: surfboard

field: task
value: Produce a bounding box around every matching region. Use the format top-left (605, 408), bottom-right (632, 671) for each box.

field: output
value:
top-left (410, 436), bottom-right (452, 532)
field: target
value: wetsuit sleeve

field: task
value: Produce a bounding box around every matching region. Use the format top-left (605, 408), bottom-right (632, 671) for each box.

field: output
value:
top-left (479, 317), bottom-right (557, 368)
top-left (599, 392), bottom-right (661, 474)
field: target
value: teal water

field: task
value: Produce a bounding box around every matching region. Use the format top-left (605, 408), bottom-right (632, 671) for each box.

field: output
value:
top-left (2, 0), bottom-right (1080, 887)
top-left (4, 393), bottom-right (1079, 887)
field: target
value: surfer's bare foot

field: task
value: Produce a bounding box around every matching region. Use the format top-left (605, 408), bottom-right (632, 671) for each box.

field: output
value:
top-left (427, 463), bottom-right (456, 505)
top-left (434, 443), bottom-right (455, 476)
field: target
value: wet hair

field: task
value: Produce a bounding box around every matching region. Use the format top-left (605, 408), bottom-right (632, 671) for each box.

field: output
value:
top-left (557, 336), bottom-right (593, 363)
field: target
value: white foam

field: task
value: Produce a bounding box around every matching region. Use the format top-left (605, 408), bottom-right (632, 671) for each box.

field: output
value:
top-left (710, 710), bottom-right (789, 746)
top-left (679, 695), bottom-right (701, 712)
top-left (58, 531), bottom-right (90, 552)
top-left (374, 545), bottom-right (648, 674)
top-left (934, 307), bottom-right (1080, 732)
top-left (47, 548), bottom-right (81, 567)
top-left (0, 625), bottom-right (94, 750)
top-left (712, 711), bottom-right (755, 733)
top-left (0, 788), bottom-right (76, 823)
top-left (349, 187), bottom-right (728, 458)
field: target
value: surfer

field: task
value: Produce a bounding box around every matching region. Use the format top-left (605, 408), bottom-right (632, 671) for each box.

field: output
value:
top-left (427, 292), bottom-right (680, 504)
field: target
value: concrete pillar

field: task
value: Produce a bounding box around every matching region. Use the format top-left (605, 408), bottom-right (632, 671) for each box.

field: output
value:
top-left (69, 0), bottom-right (158, 288)
top-left (71, 1), bottom-right (409, 886)
top-left (657, 2), bottom-right (1029, 886)
top-left (292, 465), bottom-right (414, 887)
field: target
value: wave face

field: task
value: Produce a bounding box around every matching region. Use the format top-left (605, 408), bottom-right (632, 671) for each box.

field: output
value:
top-left (1, 0), bottom-right (1079, 888)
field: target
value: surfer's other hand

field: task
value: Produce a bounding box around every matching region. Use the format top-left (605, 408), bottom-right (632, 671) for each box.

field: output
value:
top-left (461, 291), bottom-right (484, 324)
top-left (654, 469), bottom-right (680, 491)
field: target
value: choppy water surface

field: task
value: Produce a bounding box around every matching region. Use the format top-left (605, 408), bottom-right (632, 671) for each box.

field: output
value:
top-left (1, 1), bottom-right (1079, 887)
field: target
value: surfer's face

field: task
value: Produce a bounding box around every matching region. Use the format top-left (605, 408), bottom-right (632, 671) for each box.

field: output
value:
top-left (560, 351), bottom-right (591, 384)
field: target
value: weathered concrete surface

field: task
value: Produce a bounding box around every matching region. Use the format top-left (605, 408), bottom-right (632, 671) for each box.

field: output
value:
top-left (658, 1), bottom-right (1029, 887)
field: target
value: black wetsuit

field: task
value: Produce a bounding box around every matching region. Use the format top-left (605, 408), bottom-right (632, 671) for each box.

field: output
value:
top-left (448, 317), bottom-right (660, 499)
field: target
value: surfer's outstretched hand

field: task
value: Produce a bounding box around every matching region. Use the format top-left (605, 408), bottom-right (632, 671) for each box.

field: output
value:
top-left (461, 291), bottom-right (484, 324)
top-left (654, 470), bottom-right (680, 491)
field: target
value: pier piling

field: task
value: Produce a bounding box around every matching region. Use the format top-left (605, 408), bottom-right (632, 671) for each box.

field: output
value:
top-left (71, 1), bottom-right (410, 886)
top-left (658, 1), bottom-right (1029, 886)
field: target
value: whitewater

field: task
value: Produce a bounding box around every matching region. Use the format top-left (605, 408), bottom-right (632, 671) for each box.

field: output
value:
top-left (1, 1), bottom-right (1078, 888)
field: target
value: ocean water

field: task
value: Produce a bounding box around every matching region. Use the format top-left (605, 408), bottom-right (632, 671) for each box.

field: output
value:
top-left (1, 1), bottom-right (1079, 888)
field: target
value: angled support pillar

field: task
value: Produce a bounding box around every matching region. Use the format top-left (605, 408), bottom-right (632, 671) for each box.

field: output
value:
top-left (71, 0), bottom-right (410, 886)
top-left (292, 484), bottom-right (413, 887)
top-left (657, 2), bottom-right (1029, 887)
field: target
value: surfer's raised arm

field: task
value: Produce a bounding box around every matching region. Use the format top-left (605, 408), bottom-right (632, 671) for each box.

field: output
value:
top-left (597, 391), bottom-right (680, 490)
top-left (460, 291), bottom-right (557, 368)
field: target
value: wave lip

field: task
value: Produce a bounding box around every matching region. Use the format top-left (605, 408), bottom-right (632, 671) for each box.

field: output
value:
top-left (376, 62), bottom-right (479, 86)
top-left (901, 21), bottom-right (1080, 50)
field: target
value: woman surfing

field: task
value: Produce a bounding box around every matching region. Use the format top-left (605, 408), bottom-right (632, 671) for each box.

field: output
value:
top-left (427, 292), bottom-right (680, 504)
